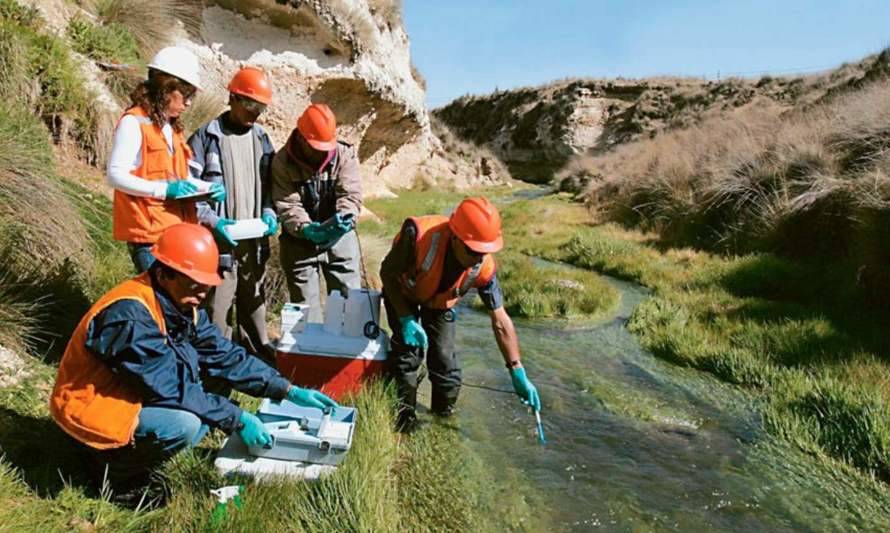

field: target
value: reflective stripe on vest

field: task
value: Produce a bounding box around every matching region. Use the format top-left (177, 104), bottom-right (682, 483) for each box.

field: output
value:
top-left (112, 106), bottom-right (196, 243)
top-left (49, 273), bottom-right (165, 449)
top-left (397, 215), bottom-right (496, 310)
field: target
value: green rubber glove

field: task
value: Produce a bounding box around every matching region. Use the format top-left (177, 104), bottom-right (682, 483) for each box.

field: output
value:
top-left (209, 182), bottom-right (226, 203)
top-left (509, 367), bottom-right (541, 411)
top-left (399, 316), bottom-right (428, 349)
top-left (287, 386), bottom-right (339, 410)
top-left (238, 411), bottom-right (271, 448)
top-left (262, 212), bottom-right (279, 237)
top-left (165, 180), bottom-right (198, 199)
top-left (301, 222), bottom-right (328, 244)
top-left (214, 218), bottom-right (237, 248)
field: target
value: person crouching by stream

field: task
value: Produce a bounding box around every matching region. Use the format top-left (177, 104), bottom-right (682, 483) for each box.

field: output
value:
top-left (188, 66), bottom-right (279, 364)
top-left (49, 224), bottom-right (337, 502)
top-left (107, 46), bottom-right (226, 273)
top-left (380, 197), bottom-right (541, 431)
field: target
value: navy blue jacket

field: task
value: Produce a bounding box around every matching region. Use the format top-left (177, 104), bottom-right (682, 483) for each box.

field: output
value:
top-left (83, 274), bottom-right (290, 433)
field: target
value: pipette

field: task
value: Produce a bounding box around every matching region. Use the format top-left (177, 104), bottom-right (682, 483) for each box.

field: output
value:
top-left (534, 409), bottom-right (546, 445)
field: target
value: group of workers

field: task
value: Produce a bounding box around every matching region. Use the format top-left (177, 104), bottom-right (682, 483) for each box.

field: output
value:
top-left (48, 46), bottom-right (540, 495)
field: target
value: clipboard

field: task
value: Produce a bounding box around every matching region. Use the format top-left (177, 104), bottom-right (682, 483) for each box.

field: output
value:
top-left (173, 190), bottom-right (216, 202)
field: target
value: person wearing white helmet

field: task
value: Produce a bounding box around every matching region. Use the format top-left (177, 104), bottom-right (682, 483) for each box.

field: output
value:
top-left (106, 45), bottom-right (226, 272)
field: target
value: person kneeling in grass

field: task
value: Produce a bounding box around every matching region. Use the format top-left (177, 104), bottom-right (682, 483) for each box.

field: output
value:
top-left (49, 223), bottom-right (336, 498)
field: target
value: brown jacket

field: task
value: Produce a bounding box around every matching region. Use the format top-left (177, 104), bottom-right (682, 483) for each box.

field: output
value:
top-left (271, 133), bottom-right (362, 238)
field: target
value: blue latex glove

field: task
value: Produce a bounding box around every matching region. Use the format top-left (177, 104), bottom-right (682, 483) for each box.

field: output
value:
top-left (399, 316), bottom-right (428, 349)
top-left (262, 212), bottom-right (279, 237)
top-left (214, 218), bottom-right (237, 248)
top-left (323, 212), bottom-right (354, 242)
top-left (509, 367), bottom-right (541, 411)
top-left (287, 386), bottom-right (339, 410)
top-left (209, 182), bottom-right (226, 203)
top-left (238, 411), bottom-right (271, 448)
top-left (334, 212), bottom-right (354, 233)
top-left (165, 180), bottom-right (197, 199)
top-left (301, 222), bottom-right (329, 244)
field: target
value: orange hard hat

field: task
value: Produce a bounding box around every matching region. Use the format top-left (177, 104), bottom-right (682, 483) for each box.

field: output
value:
top-left (297, 103), bottom-right (337, 151)
top-left (150, 224), bottom-right (223, 286)
top-left (227, 66), bottom-right (272, 105)
top-left (448, 197), bottom-right (504, 253)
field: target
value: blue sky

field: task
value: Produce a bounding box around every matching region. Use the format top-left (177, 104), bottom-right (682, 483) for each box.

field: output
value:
top-left (403, 1), bottom-right (890, 108)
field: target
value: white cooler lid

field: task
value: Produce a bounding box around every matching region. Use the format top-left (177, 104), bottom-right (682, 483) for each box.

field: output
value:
top-left (277, 324), bottom-right (389, 361)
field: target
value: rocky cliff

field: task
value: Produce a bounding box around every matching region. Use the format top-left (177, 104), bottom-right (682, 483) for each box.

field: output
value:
top-left (435, 50), bottom-right (890, 183)
top-left (21, 0), bottom-right (503, 197)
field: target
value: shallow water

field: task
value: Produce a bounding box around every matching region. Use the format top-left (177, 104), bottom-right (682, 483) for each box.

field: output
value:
top-left (415, 272), bottom-right (890, 531)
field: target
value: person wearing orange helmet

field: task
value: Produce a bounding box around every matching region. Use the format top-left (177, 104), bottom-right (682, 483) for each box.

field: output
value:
top-left (188, 66), bottom-right (280, 362)
top-left (271, 103), bottom-right (362, 321)
top-left (380, 197), bottom-right (540, 431)
top-left (49, 223), bottom-right (336, 498)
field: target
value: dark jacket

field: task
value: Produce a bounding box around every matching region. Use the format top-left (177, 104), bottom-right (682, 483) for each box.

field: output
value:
top-left (83, 273), bottom-right (290, 433)
top-left (271, 131), bottom-right (362, 238)
top-left (187, 112), bottom-right (277, 229)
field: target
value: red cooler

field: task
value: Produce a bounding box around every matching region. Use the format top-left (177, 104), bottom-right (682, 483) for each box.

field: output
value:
top-left (276, 290), bottom-right (389, 400)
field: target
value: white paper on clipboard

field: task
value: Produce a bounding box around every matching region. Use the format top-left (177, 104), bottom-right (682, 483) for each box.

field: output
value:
top-left (227, 218), bottom-right (269, 240)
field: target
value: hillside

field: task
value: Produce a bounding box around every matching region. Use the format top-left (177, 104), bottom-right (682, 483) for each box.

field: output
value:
top-left (17, 0), bottom-right (505, 195)
top-left (435, 50), bottom-right (890, 182)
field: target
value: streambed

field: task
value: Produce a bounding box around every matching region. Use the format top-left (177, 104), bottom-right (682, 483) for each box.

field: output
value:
top-left (415, 271), bottom-right (890, 531)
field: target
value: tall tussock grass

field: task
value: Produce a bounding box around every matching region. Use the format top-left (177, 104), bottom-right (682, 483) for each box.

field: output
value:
top-left (574, 79), bottom-right (890, 303)
top-left (88, 0), bottom-right (204, 57)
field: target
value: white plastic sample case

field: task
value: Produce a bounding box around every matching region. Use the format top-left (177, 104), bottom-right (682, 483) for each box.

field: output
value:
top-left (248, 399), bottom-right (357, 465)
top-left (214, 399), bottom-right (357, 480)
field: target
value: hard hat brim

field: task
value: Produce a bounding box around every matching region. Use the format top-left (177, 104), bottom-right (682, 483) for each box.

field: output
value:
top-left (464, 236), bottom-right (503, 254)
top-left (152, 252), bottom-right (224, 286)
top-left (305, 137), bottom-right (337, 151)
top-left (187, 268), bottom-right (223, 287)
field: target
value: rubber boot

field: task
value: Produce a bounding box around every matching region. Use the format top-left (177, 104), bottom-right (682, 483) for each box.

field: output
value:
top-left (396, 385), bottom-right (419, 433)
top-left (431, 392), bottom-right (458, 418)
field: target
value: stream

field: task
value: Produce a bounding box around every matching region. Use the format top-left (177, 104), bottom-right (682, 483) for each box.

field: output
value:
top-left (415, 270), bottom-right (890, 531)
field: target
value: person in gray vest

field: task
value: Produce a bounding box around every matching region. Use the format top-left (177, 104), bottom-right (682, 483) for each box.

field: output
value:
top-left (271, 103), bottom-right (362, 321)
top-left (188, 67), bottom-right (278, 362)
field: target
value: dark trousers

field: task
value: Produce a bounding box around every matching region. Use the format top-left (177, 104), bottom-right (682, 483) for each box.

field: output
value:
top-left (384, 298), bottom-right (461, 419)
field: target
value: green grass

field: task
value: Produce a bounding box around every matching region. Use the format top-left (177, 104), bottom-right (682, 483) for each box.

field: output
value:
top-left (541, 220), bottom-right (890, 483)
top-left (66, 15), bottom-right (142, 103)
top-left (0, 0), bottom-right (99, 156)
top-left (0, 369), bottom-right (528, 531)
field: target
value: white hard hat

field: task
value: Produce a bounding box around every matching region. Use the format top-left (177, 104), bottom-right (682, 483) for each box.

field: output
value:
top-left (147, 46), bottom-right (202, 90)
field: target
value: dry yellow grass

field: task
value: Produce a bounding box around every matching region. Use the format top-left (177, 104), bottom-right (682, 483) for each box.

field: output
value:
top-left (573, 78), bottom-right (890, 300)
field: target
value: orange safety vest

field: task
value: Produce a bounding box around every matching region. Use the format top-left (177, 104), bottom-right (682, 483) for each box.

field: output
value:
top-left (112, 106), bottom-right (196, 243)
top-left (396, 215), bottom-right (496, 310)
top-left (49, 273), bottom-right (166, 449)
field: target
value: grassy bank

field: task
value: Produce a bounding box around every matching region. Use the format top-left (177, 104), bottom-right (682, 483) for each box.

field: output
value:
top-left (500, 194), bottom-right (890, 484)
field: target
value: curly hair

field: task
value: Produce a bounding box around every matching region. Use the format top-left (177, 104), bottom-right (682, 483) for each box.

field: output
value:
top-left (128, 69), bottom-right (195, 133)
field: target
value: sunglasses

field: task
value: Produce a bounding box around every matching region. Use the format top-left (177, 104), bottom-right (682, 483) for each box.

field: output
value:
top-left (234, 94), bottom-right (267, 114)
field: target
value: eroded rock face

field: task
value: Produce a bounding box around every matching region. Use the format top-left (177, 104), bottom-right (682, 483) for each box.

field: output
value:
top-left (185, 0), bottom-right (501, 197)
top-left (24, 0), bottom-right (503, 197)
top-left (434, 53), bottom-right (890, 183)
